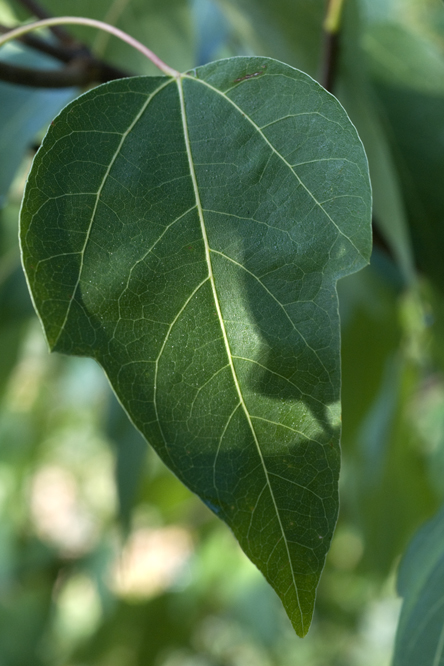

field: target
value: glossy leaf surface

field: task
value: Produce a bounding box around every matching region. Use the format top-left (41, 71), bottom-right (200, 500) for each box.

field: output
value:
top-left (20, 56), bottom-right (371, 635)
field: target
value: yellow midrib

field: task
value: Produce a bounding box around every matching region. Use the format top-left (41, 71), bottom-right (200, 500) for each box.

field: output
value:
top-left (176, 74), bottom-right (304, 632)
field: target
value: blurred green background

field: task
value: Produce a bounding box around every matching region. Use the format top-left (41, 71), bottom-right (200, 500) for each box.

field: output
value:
top-left (1, 0), bottom-right (444, 664)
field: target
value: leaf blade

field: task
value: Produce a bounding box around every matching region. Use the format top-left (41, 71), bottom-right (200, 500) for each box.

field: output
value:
top-left (20, 57), bottom-right (371, 636)
top-left (181, 66), bottom-right (308, 628)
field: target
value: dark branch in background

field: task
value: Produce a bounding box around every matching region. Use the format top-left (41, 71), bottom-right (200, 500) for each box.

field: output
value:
top-left (371, 218), bottom-right (396, 258)
top-left (321, 30), bottom-right (340, 93)
top-left (0, 24), bottom-right (129, 81)
top-left (0, 26), bottom-right (131, 86)
top-left (15, 0), bottom-right (75, 44)
top-left (320, 0), bottom-right (344, 93)
top-left (0, 56), bottom-right (125, 88)
top-left (0, 24), bottom-right (84, 62)
top-left (0, 14), bottom-right (131, 87)
top-left (320, 0), bottom-right (397, 264)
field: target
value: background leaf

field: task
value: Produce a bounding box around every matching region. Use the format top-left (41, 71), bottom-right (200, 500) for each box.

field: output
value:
top-left (339, 259), bottom-right (438, 575)
top-left (336, 0), bottom-right (415, 285)
top-left (42, 0), bottom-right (195, 75)
top-left (393, 503), bottom-right (444, 666)
top-left (20, 57), bottom-right (371, 635)
top-left (0, 44), bottom-right (75, 207)
top-left (105, 391), bottom-right (147, 533)
top-left (221, 0), bottom-right (325, 77)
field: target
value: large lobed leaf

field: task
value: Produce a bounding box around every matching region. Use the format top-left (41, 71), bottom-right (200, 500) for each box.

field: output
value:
top-left (20, 56), bottom-right (371, 635)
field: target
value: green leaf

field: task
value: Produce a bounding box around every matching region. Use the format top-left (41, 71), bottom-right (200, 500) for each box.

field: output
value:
top-left (393, 503), bottom-right (444, 666)
top-left (20, 56), bottom-right (372, 635)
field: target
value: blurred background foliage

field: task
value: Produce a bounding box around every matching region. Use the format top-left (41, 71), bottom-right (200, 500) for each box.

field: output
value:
top-left (0, 0), bottom-right (444, 664)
